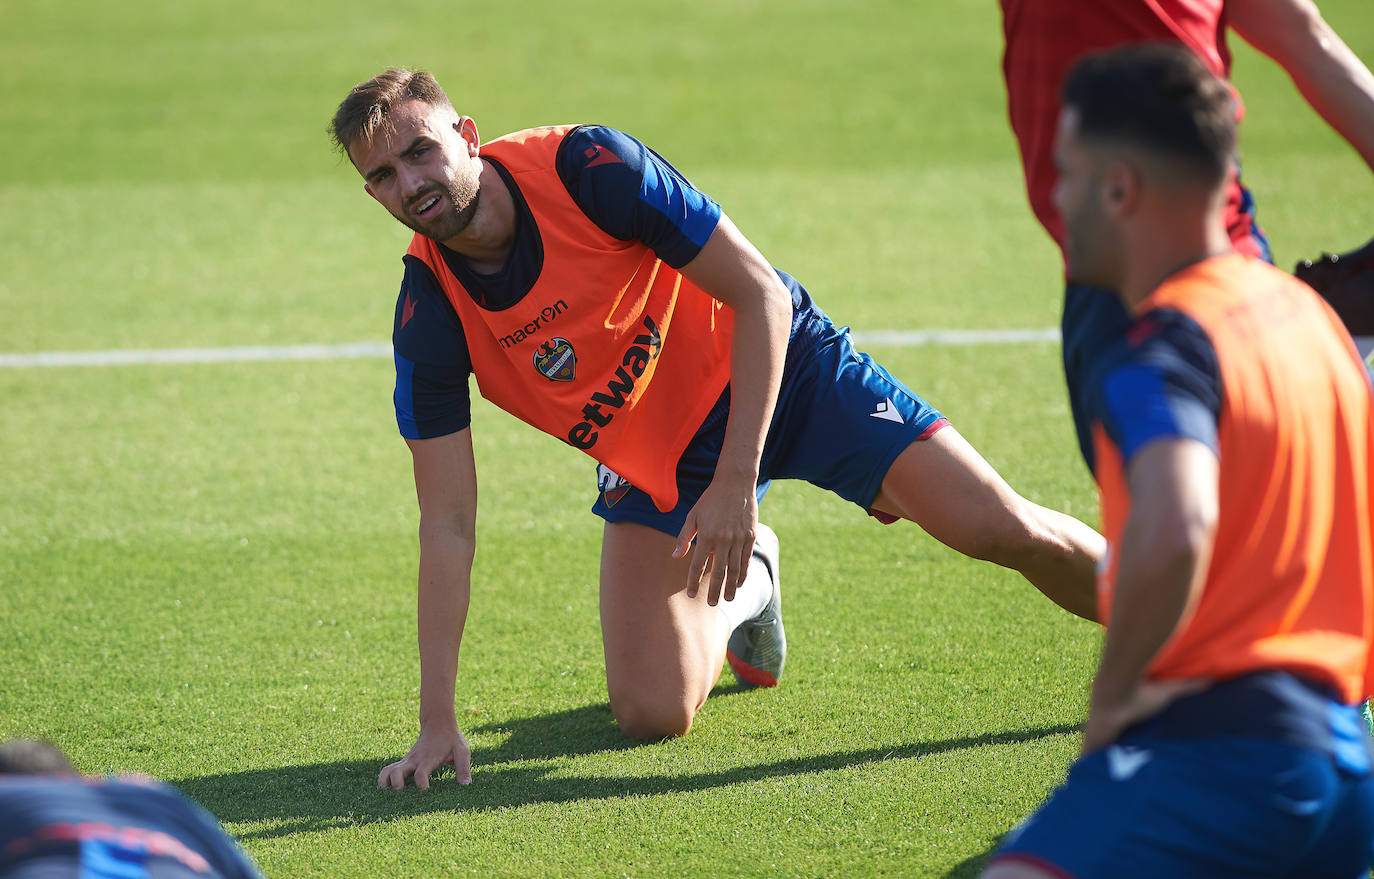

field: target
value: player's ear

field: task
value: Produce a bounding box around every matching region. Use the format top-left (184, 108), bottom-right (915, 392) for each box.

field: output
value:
top-left (456, 116), bottom-right (480, 157)
top-left (1101, 162), bottom-right (1139, 218)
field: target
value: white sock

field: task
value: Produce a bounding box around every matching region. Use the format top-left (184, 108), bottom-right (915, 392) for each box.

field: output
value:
top-left (717, 553), bottom-right (773, 632)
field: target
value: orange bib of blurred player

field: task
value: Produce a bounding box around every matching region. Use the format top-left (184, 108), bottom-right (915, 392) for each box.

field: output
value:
top-left (1094, 255), bottom-right (1374, 702)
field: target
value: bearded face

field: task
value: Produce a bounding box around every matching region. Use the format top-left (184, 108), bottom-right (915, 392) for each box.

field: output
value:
top-left (351, 98), bottom-right (484, 245)
top-left (1052, 108), bottom-right (1124, 291)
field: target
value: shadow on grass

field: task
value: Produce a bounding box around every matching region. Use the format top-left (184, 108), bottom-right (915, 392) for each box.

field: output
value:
top-left (168, 704), bottom-right (1075, 842)
top-left (939, 836), bottom-right (1006, 879)
top-left (463, 681), bottom-right (751, 762)
top-left (468, 700), bottom-right (642, 762)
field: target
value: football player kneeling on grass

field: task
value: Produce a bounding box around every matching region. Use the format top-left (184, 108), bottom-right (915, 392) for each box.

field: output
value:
top-left (328, 68), bottom-right (1108, 789)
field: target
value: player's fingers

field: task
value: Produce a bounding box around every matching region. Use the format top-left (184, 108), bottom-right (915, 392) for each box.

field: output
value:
top-left (377, 760), bottom-right (407, 789)
top-left (677, 518), bottom-right (701, 596)
top-left (687, 542), bottom-right (713, 598)
top-left (735, 538), bottom-right (754, 596)
top-left (454, 747), bottom-right (472, 786)
top-left (705, 547), bottom-right (729, 606)
top-left (1131, 677), bottom-right (1209, 723)
top-left (673, 516), bottom-right (697, 561)
top-left (414, 765), bottom-right (432, 791)
top-left (723, 542), bottom-right (748, 604)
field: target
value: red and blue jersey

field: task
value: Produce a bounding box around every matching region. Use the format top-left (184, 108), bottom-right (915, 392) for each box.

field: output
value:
top-left (0, 775), bottom-right (262, 878)
top-left (1005, 1), bottom-right (1282, 475)
top-left (1000, 0), bottom-right (1266, 260)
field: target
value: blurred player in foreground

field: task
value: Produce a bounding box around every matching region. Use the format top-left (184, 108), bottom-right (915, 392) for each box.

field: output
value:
top-left (999, 0), bottom-right (1374, 471)
top-left (0, 739), bottom-right (263, 879)
top-left (983, 45), bottom-right (1374, 878)
top-left (329, 69), bottom-right (1106, 788)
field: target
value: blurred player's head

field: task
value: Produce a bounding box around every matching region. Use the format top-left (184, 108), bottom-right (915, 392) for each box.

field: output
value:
top-left (1053, 43), bottom-right (1237, 293)
top-left (331, 69), bottom-right (483, 244)
top-left (0, 740), bottom-right (76, 775)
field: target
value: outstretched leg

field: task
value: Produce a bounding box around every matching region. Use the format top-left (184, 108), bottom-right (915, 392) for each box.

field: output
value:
top-left (598, 521), bottom-right (774, 739)
top-left (871, 426), bottom-right (1103, 621)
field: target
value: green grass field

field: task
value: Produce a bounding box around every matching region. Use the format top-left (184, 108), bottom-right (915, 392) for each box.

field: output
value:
top-left (3, 1), bottom-right (1373, 876)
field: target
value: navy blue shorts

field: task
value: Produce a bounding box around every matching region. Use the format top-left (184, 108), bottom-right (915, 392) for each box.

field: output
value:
top-left (591, 303), bottom-right (947, 537)
top-left (990, 705), bottom-right (1374, 878)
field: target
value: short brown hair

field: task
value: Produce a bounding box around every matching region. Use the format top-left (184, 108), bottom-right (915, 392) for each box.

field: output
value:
top-left (329, 68), bottom-right (453, 155)
top-left (1062, 43), bottom-right (1237, 187)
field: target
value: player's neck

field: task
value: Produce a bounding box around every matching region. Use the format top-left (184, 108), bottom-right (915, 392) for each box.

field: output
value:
top-left (1119, 213), bottom-right (1232, 308)
top-left (440, 160), bottom-right (516, 274)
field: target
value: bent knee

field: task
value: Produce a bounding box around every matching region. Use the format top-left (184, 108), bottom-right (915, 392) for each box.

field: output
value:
top-left (610, 693), bottom-right (697, 740)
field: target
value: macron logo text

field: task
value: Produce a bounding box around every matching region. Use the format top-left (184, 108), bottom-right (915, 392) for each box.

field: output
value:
top-left (500, 300), bottom-right (569, 349)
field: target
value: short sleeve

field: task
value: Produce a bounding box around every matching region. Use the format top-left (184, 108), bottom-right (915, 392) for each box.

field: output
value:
top-left (1097, 308), bottom-right (1223, 466)
top-left (392, 255), bottom-right (473, 439)
top-left (555, 125), bottom-right (721, 268)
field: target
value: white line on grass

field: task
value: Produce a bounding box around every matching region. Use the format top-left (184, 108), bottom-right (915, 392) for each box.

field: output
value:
top-left (0, 342), bottom-right (394, 369)
top-left (856, 328), bottom-right (1060, 346)
top-left (0, 329), bottom-right (1060, 369)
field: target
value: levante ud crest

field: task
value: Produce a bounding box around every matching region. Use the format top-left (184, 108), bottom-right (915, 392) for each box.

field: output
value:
top-left (534, 337), bottom-right (576, 382)
top-left (596, 464), bottom-right (631, 507)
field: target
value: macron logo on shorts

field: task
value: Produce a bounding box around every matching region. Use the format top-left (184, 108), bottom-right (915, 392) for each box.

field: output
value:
top-left (1106, 745), bottom-right (1152, 781)
top-left (870, 398), bottom-right (904, 424)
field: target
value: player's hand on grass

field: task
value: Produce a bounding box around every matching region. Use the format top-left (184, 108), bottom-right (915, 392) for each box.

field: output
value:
top-left (673, 470), bottom-right (758, 606)
top-left (378, 722), bottom-right (472, 790)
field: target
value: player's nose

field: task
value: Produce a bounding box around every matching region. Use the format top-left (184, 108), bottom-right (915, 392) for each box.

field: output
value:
top-left (398, 166), bottom-right (427, 199)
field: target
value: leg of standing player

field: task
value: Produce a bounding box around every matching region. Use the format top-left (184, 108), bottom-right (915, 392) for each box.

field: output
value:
top-left (871, 426), bottom-right (1103, 620)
